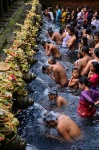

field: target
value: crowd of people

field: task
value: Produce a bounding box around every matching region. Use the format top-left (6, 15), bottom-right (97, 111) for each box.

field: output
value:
top-left (39, 4), bottom-right (99, 142)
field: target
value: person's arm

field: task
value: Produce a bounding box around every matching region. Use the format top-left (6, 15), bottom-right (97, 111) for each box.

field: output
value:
top-left (60, 32), bottom-right (66, 41)
top-left (68, 77), bottom-right (78, 87)
top-left (53, 70), bottom-right (59, 83)
top-left (66, 38), bottom-right (75, 49)
top-left (81, 91), bottom-right (93, 103)
top-left (51, 33), bottom-right (55, 41)
top-left (81, 60), bottom-right (92, 76)
top-left (46, 45), bottom-right (51, 56)
top-left (57, 126), bottom-right (72, 142)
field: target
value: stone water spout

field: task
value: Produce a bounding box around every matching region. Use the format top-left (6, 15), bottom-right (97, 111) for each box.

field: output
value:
top-left (22, 71), bottom-right (36, 83)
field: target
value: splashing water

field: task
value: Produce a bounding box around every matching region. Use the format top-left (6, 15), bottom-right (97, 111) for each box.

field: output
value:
top-left (36, 77), bottom-right (50, 89)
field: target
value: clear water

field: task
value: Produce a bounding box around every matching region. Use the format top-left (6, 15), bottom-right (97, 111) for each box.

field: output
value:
top-left (17, 18), bottom-right (99, 150)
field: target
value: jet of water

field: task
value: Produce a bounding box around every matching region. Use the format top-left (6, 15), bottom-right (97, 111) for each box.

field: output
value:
top-left (36, 77), bottom-right (50, 89)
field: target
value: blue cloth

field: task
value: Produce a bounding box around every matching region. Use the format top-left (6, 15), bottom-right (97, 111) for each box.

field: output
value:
top-left (56, 9), bottom-right (62, 21)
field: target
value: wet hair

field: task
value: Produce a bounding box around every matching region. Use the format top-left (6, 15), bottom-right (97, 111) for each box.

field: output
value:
top-left (72, 68), bottom-right (79, 73)
top-left (68, 26), bottom-right (75, 34)
top-left (81, 36), bottom-right (88, 46)
top-left (49, 56), bottom-right (56, 64)
top-left (94, 48), bottom-right (99, 58)
top-left (78, 76), bottom-right (92, 87)
top-left (91, 61), bottom-right (99, 74)
top-left (48, 90), bottom-right (58, 96)
top-left (86, 28), bottom-right (91, 34)
top-left (47, 27), bottom-right (52, 32)
top-left (42, 65), bottom-right (49, 73)
top-left (43, 111), bottom-right (58, 123)
top-left (41, 41), bottom-right (46, 46)
top-left (59, 27), bottom-right (65, 35)
top-left (48, 30), bottom-right (53, 37)
top-left (81, 46), bottom-right (89, 54)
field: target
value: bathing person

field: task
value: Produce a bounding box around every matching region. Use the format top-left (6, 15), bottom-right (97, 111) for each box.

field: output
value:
top-left (78, 36), bottom-right (88, 51)
top-left (47, 7), bottom-right (54, 21)
top-left (60, 24), bottom-right (71, 48)
top-left (42, 64), bottom-right (68, 86)
top-left (78, 76), bottom-right (99, 118)
top-left (55, 4), bottom-right (62, 27)
top-left (66, 26), bottom-right (76, 51)
top-left (74, 46), bottom-right (92, 76)
top-left (81, 48), bottom-right (99, 76)
top-left (88, 61), bottom-right (99, 90)
top-left (43, 111), bottom-right (81, 142)
top-left (68, 68), bottom-right (79, 89)
top-left (41, 41), bottom-right (61, 59)
top-left (48, 90), bottom-right (68, 108)
top-left (48, 56), bottom-right (66, 70)
top-left (48, 30), bottom-right (62, 45)
top-left (89, 32), bottom-right (99, 54)
top-left (84, 28), bottom-right (93, 47)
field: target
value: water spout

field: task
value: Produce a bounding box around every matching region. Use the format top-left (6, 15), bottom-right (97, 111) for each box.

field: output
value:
top-left (36, 77), bottom-right (50, 89)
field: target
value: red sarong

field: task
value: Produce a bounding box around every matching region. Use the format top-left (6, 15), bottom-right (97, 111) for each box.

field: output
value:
top-left (78, 100), bottom-right (96, 118)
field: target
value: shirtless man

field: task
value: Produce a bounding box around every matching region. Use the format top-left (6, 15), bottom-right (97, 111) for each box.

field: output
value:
top-left (66, 27), bottom-right (76, 50)
top-left (42, 64), bottom-right (68, 86)
top-left (48, 30), bottom-right (62, 44)
top-left (81, 48), bottom-right (99, 76)
top-left (43, 111), bottom-right (81, 142)
top-left (89, 32), bottom-right (99, 54)
top-left (41, 41), bottom-right (61, 59)
top-left (48, 56), bottom-right (66, 70)
top-left (48, 90), bottom-right (68, 108)
top-left (74, 46), bottom-right (92, 75)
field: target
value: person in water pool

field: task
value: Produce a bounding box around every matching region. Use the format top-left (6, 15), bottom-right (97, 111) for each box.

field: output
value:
top-left (68, 68), bottom-right (79, 89)
top-left (48, 90), bottom-right (68, 108)
top-left (78, 76), bottom-right (99, 119)
top-left (43, 111), bottom-right (82, 142)
top-left (42, 64), bottom-right (68, 87)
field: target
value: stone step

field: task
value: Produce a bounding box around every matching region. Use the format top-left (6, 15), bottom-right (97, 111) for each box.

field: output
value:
top-left (0, 16), bottom-right (11, 22)
top-left (3, 10), bottom-right (17, 18)
top-left (0, 22), bottom-right (8, 28)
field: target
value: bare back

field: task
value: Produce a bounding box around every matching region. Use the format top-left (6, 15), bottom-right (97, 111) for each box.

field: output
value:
top-left (52, 65), bottom-right (68, 85)
top-left (49, 44), bottom-right (60, 58)
top-left (66, 35), bottom-right (76, 50)
top-left (77, 55), bottom-right (92, 75)
top-left (56, 96), bottom-right (68, 108)
top-left (51, 32), bottom-right (62, 44)
top-left (57, 114), bottom-right (81, 140)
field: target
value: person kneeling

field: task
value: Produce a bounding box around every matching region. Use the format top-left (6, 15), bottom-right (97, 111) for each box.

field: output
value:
top-left (48, 90), bottom-right (68, 108)
top-left (43, 111), bottom-right (82, 142)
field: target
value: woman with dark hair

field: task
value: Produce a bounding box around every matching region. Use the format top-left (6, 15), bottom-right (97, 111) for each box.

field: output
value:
top-left (78, 36), bottom-right (88, 50)
top-left (88, 61), bottom-right (99, 90)
top-left (76, 7), bottom-right (83, 25)
top-left (65, 7), bottom-right (71, 23)
top-left (78, 76), bottom-right (99, 118)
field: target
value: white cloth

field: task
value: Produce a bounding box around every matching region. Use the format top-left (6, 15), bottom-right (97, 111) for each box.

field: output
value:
top-left (48, 12), bottom-right (54, 21)
top-left (62, 32), bottom-right (71, 48)
top-left (91, 19), bottom-right (99, 28)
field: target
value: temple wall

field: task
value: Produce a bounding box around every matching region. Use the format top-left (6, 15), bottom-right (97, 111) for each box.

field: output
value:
top-left (39, 0), bottom-right (99, 10)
